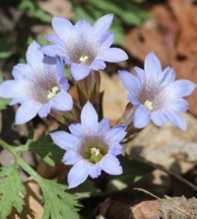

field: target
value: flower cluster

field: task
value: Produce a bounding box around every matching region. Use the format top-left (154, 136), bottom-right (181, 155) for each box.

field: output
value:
top-left (0, 14), bottom-right (195, 188)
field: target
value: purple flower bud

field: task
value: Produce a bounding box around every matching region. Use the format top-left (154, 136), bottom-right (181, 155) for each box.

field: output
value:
top-left (43, 14), bottom-right (128, 81)
top-left (50, 102), bottom-right (127, 188)
top-left (119, 52), bottom-right (196, 130)
top-left (0, 41), bottom-right (73, 124)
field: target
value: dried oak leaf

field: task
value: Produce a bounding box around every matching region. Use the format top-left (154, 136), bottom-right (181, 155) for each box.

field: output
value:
top-left (131, 197), bottom-right (197, 219)
top-left (131, 200), bottom-right (161, 219)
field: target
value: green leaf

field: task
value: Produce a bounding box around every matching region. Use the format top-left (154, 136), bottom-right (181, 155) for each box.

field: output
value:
top-left (0, 36), bottom-right (13, 59)
top-left (19, 0), bottom-right (50, 23)
top-left (0, 165), bottom-right (26, 219)
top-left (41, 180), bottom-right (80, 219)
top-left (0, 98), bottom-right (9, 110)
top-left (29, 135), bottom-right (64, 167)
top-left (109, 156), bottom-right (154, 191)
top-left (89, 0), bottom-right (150, 26)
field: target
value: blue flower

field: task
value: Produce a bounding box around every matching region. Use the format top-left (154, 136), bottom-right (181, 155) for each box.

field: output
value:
top-left (42, 14), bottom-right (128, 81)
top-left (119, 52), bottom-right (196, 130)
top-left (50, 102), bottom-right (126, 188)
top-left (0, 41), bottom-right (73, 124)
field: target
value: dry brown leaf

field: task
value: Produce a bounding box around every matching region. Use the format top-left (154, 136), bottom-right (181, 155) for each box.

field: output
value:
top-left (38, 0), bottom-right (73, 18)
top-left (131, 197), bottom-right (197, 219)
top-left (128, 114), bottom-right (197, 174)
top-left (131, 200), bottom-right (161, 219)
top-left (101, 74), bottom-right (128, 121)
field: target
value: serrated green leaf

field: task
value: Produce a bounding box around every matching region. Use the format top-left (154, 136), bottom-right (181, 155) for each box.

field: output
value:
top-left (0, 165), bottom-right (26, 219)
top-left (29, 135), bottom-right (64, 167)
top-left (41, 180), bottom-right (80, 219)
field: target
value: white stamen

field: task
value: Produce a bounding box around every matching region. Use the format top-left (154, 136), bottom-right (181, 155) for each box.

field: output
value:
top-left (90, 147), bottom-right (100, 156)
top-left (79, 55), bottom-right (89, 64)
top-left (144, 100), bottom-right (154, 111)
top-left (47, 86), bottom-right (59, 99)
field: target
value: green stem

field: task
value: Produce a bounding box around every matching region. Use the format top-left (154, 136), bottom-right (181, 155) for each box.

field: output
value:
top-left (0, 139), bottom-right (42, 184)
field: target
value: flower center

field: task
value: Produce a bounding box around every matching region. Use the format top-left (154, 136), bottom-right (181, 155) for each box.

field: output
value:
top-left (88, 147), bottom-right (104, 163)
top-left (144, 100), bottom-right (154, 111)
top-left (79, 55), bottom-right (89, 64)
top-left (47, 86), bottom-right (59, 99)
top-left (80, 136), bottom-right (108, 164)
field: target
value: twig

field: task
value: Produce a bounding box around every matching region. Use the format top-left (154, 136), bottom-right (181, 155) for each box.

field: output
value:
top-left (133, 187), bottom-right (190, 217)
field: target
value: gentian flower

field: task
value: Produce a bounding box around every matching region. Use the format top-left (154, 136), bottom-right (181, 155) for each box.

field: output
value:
top-left (119, 52), bottom-right (196, 130)
top-left (0, 41), bottom-right (73, 124)
top-left (43, 14), bottom-right (128, 81)
top-left (50, 102), bottom-right (127, 188)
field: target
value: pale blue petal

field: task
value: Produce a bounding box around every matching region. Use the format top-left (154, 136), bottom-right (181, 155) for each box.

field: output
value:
top-left (128, 93), bottom-right (140, 106)
top-left (56, 57), bottom-right (69, 89)
top-left (52, 16), bottom-right (73, 40)
top-left (151, 111), bottom-right (168, 127)
top-left (109, 143), bottom-right (123, 156)
top-left (91, 59), bottom-right (106, 70)
top-left (134, 67), bottom-right (145, 83)
top-left (26, 41), bottom-right (44, 70)
top-left (55, 58), bottom-right (70, 89)
top-left (98, 48), bottom-right (128, 62)
top-left (75, 20), bottom-right (91, 30)
top-left (98, 118), bottom-right (110, 134)
top-left (170, 98), bottom-right (189, 112)
top-left (169, 80), bottom-right (196, 97)
top-left (133, 105), bottom-right (151, 128)
top-left (42, 45), bottom-right (62, 57)
top-left (62, 150), bottom-right (81, 165)
top-left (15, 101), bottom-right (41, 124)
top-left (68, 160), bottom-right (89, 188)
top-left (100, 32), bottom-right (114, 48)
top-left (0, 80), bottom-right (20, 98)
top-left (165, 111), bottom-right (187, 130)
top-left (69, 123), bottom-right (84, 137)
top-left (12, 64), bottom-right (33, 80)
top-left (50, 131), bottom-right (80, 150)
top-left (43, 55), bottom-right (56, 65)
top-left (94, 14), bottom-right (113, 37)
top-left (144, 52), bottom-right (161, 80)
top-left (9, 97), bottom-right (26, 105)
top-left (45, 34), bottom-right (64, 46)
top-left (38, 103), bottom-right (51, 118)
top-left (161, 67), bottom-right (176, 86)
top-left (100, 154), bottom-right (122, 175)
top-left (105, 126), bottom-right (126, 145)
top-left (81, 102), bottom-right (99, 131)
top-left (71, 63), bottom-right (90, 81)
top-left (118, 70), bottom-right (141, 95)
top-left (89, 165), bottom-right (102, 178)
top-left (51, 91), bottom-right (73, 111)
